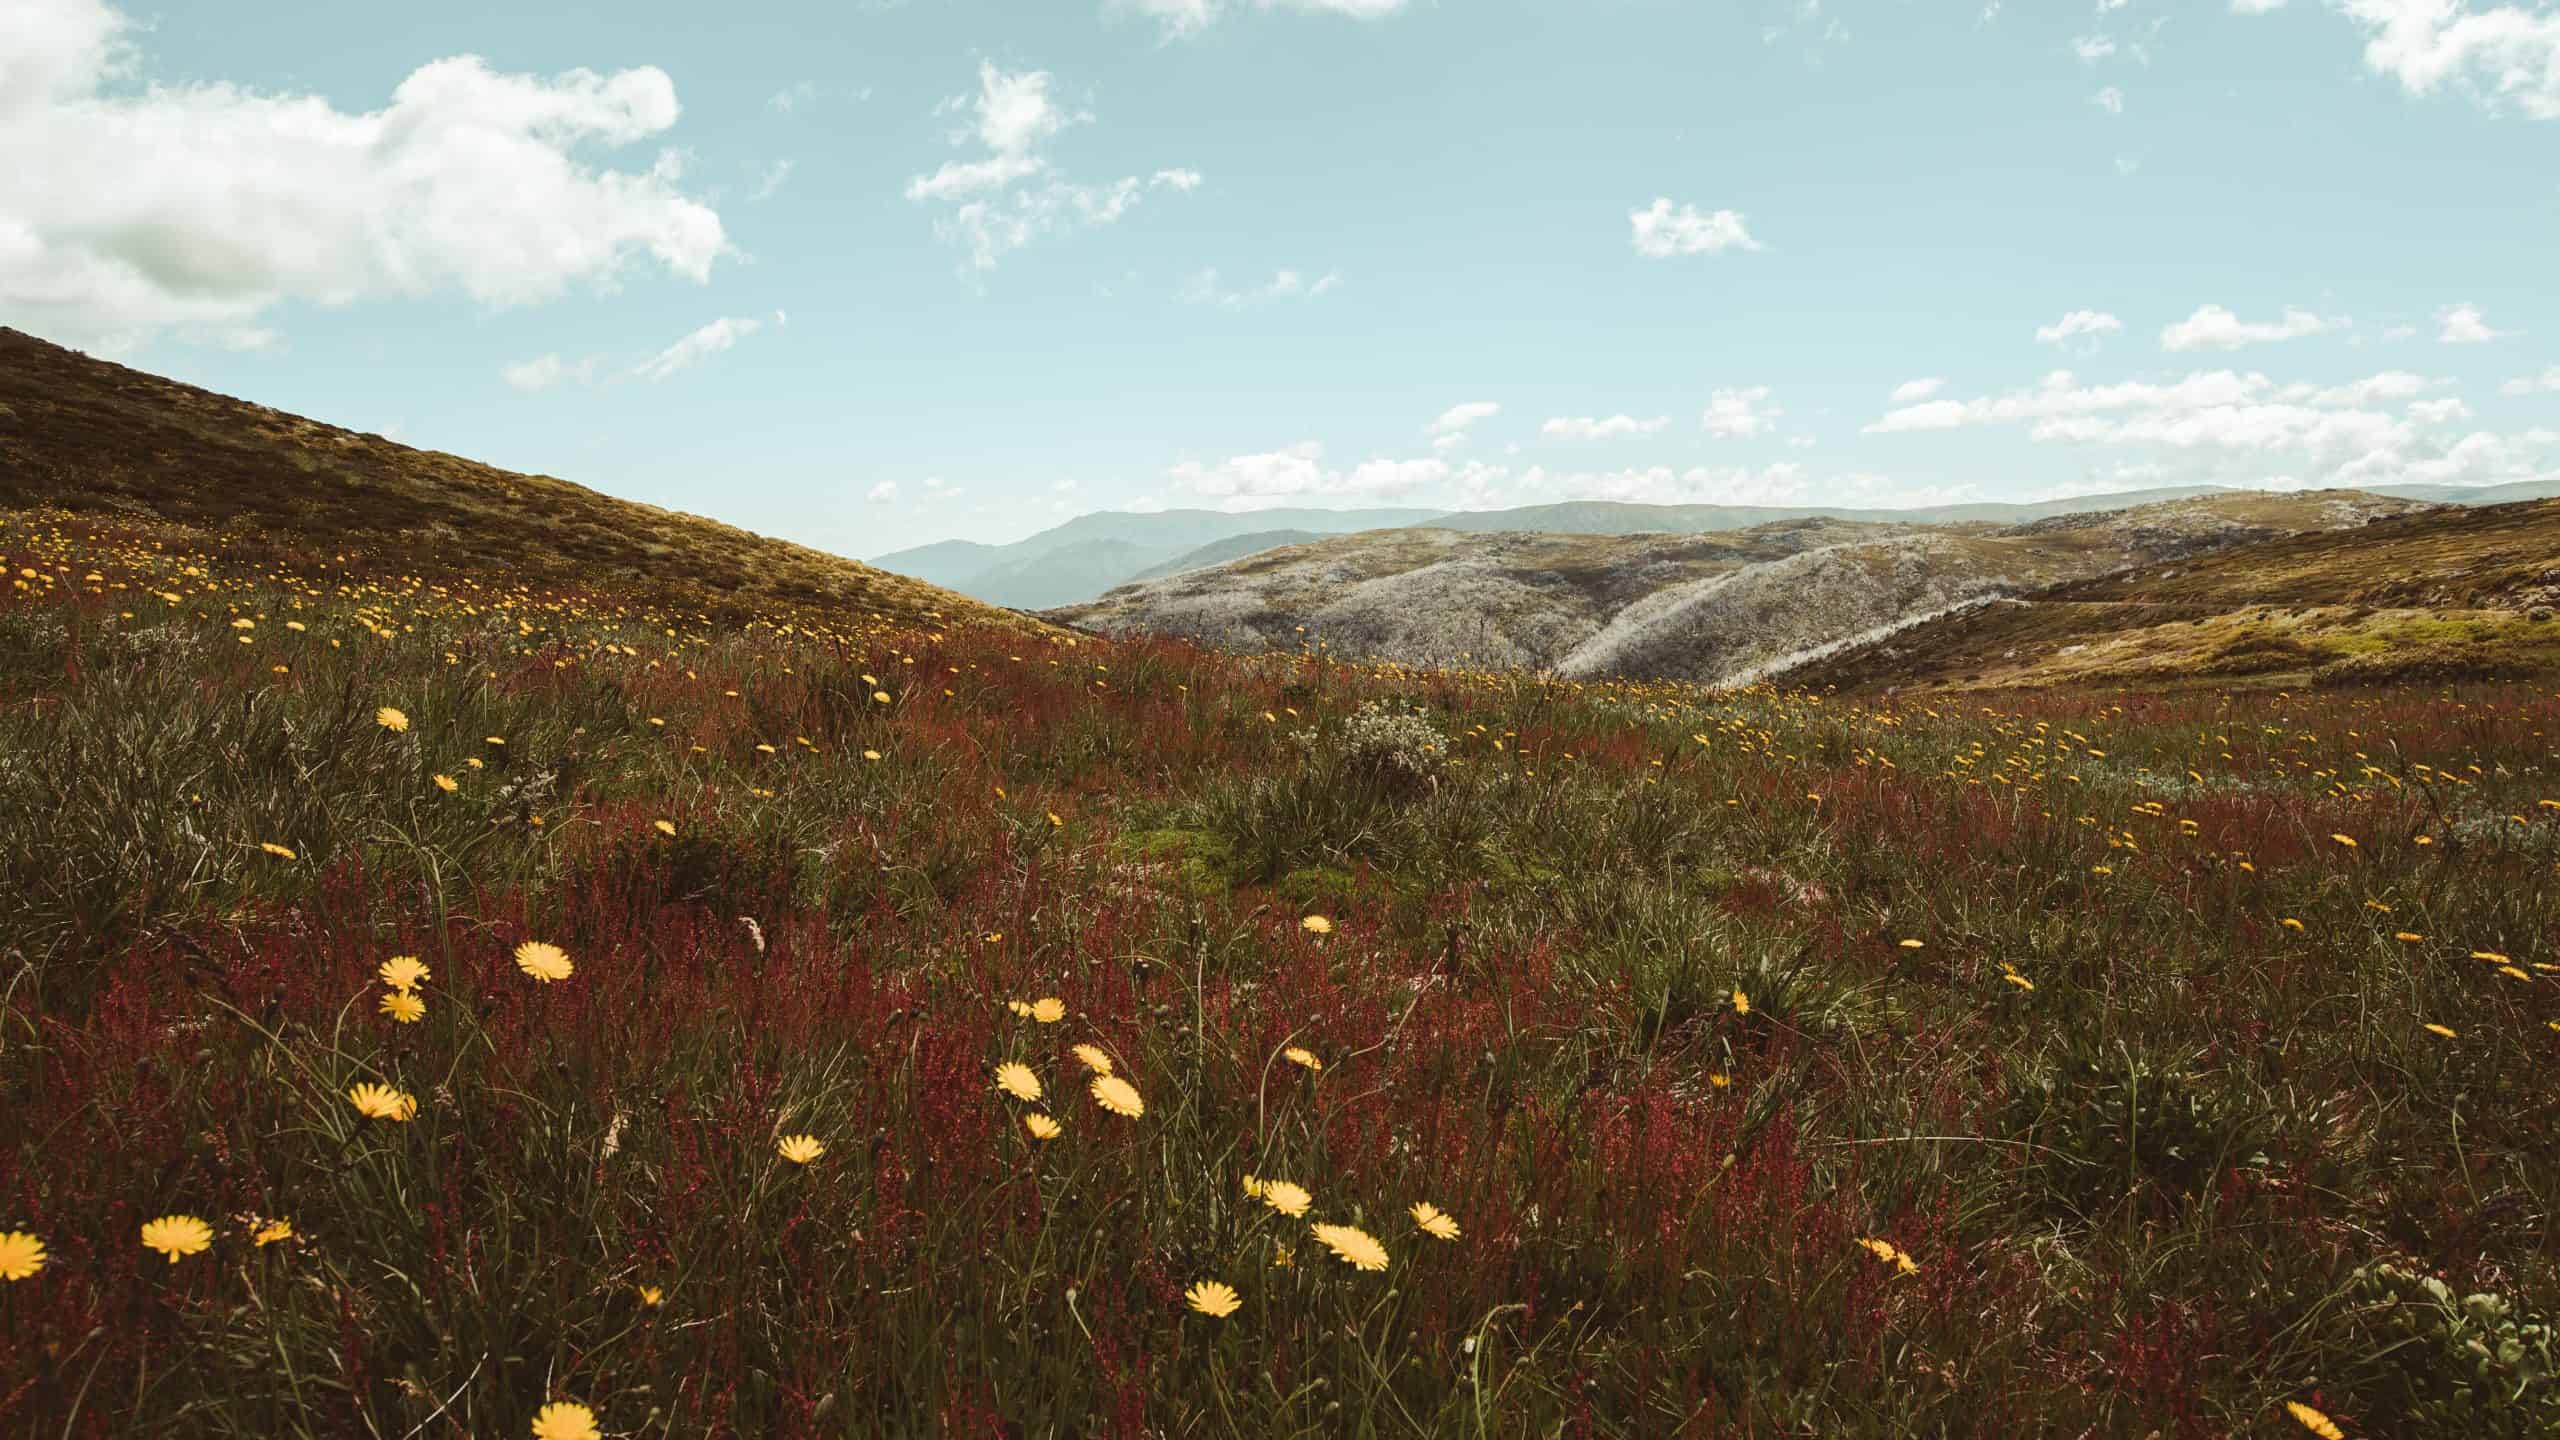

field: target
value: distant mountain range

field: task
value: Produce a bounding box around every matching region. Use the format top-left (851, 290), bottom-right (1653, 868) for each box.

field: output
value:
top-left (876, 482), bottom-right (2560, 610)
top-left (870, 508), bottom-right (1439, 609)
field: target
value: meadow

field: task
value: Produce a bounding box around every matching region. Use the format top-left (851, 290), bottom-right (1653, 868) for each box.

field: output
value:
top-left (1, 508), bottom-right (2555, 1438)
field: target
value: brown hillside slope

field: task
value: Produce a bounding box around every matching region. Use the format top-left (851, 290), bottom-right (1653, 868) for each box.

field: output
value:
top-left (1778, 496), bottom-right (2560, 694)
top-left (0, 327), bottom-right (1041, 636)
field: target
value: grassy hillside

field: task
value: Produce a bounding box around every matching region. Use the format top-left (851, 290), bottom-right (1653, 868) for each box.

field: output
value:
top-left (1786, 496), bottom-right (2560, 693)
top-left (5, 508), bottom-right (2557, 1437)
top-left (0, 327), bottom-right (1040, 637)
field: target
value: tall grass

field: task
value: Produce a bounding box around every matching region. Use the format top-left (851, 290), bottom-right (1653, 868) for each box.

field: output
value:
top-left (2, 512), bottom-right (2555, 1437)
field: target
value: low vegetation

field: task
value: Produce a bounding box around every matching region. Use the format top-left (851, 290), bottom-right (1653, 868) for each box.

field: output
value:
top-left (4, 504), bottom-right (2556, 1438)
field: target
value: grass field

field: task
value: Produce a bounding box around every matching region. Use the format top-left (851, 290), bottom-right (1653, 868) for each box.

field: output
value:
top-left (3, 507), bottom-right (2556, 1438)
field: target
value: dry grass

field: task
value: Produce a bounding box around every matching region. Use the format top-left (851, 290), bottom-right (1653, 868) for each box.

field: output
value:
top-left (0, 327), bottom-right (1048, 639)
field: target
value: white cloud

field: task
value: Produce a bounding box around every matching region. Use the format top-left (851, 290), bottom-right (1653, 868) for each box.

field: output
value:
top-left (1702, 386), bottom-right (1782, 438)
top-left (2093, 85), bottom-right (2126, 113)
top-left (768, 81), bottom-right (819, 113)
top-left (1890, 377), bottom-right (1946, 403)
top-left (1110, 0), bottom-right (1412, 39)
top-left (500, 353), bottom-right (596, 392)
top-left (1541, 414), bottom-right (1671, 440)
top-left (750, 159), bottom-right (795, 202)
top-left (1864, 365), bottom-right (2551, 490)
top-left (903, 62), bottom-right (1196, 269)
top-left (2073, 34), bottom-right (2118, 61)
top-left (2500, 364), bottom-right (2560, 394)
top-left (2232, 0), bottom-right (2286, 12)
top-left (866, 480), bottom-right (898, 502)
top-left (0, 0), bottom-right (727, 353)
top-left (1628, 198), bottom-right (1762, 258)
top-left (1176, 266), bottom-right (1340, 306)
top-left (632, 315), bottom-right (762, 381)
top-left (1167, 441), bottom-right (1499, 509)
top-left (1427, 401), bottom-right (1500, 437)
top-left (2438, 301), bottom-right (2513, 342)
top-left (2035, 309), bottom-right (2124, 344)
top-left (2334, 0), bottom-right (2560, 120)
top-left (2160, 303), bottom-right (2334, 351)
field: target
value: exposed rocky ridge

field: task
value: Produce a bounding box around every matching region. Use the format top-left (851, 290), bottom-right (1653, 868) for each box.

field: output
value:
top-left (1055, 490), bottom-right (2439, 685)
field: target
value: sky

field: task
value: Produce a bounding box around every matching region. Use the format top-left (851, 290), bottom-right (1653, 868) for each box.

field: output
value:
top-left (5, 0), bottom-right (2560, 560)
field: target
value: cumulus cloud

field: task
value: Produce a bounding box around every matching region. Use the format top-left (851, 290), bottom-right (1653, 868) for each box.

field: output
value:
top-left (2438, 301), bottom-right (2513, 342)
top-left (0, 0), bottom-right (727, 353)
top-left (903, 62), bottom-right (1197, 270)
top-left (2500, 364), bottom-right (2560, 395)
top-left (1108, 0), bottom-right (1410, 38)
top-left (1702, 386), bottom-right (1782, 438)
top-left (501, 354), bottom-right (597, 392)
top-left (1427, 401), bottom-right (1500, 437)
top-left (750, 159), bottom-right (796, 202)
top-left (2334, 0), bottom-right (2560, 120)
top-left (1890, 377), bottom-right (1946, 403)
top-left (1167, 441), bottom-right (1500, 509)
top-left (632, 315), bottom-right (763, 381)
top-left (2092, 85), bottom-right (2126, 113)
top-left (1541, 414), bottom-right (1671, 440)
top-left (1175, 267), bottom-right (1340, 306)
top-left (1628, 198), bottom-right (1762, 258)
top-left (2232, 0), bottom-right (2287, 12)
top-left (2160, 303), bottom-right (2334, 351)
top-left (866, 480), bottom-right (898, 502)
top-left (2073, 34), bottom-right (2118, 61)
top-left (2035, 310), bottom-right (2124, 344)
top-left (1864, 365), bottom-right (2548, 490)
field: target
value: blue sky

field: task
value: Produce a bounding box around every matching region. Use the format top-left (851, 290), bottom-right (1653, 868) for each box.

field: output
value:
top-left (6, 0), bottom-right (2559, 558)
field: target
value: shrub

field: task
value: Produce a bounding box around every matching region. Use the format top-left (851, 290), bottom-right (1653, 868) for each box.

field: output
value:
top-left (2001, 1041), bottom-right (2269, 1220)
top-left (2327, 1260), bottom-right (2558, 1438)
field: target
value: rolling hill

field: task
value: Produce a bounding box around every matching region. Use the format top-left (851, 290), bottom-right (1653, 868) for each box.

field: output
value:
top-left (1055, 490), bottom-right (2440, 684)
top-left (1774, 494), bottom-right (2560, 694)
top-left (869, 506), bottom-right (1442, 608)
top-left (0, 327), bottom-right (1037, 635)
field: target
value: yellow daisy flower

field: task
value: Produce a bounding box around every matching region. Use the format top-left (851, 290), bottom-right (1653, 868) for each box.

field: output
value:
top-left (777, 1134), bottom-right (825, 1165)
top-left (514, 941), bottom-right (574, 982)
top-left (348, 1083), bottom-right (418, 1121)
top-left (1029, 997), bottom-right (1065, 1024)
top-left (530, 1401), bottom-right (601, 1440)
top-left (1310, 1222), bottom-right (1388, 1272)
top-left (1300, 915), bottom-right (1332, 934)
top-left (375, 706), bottom-right (410, 733)
top-left (379, 990), bottom-right (425, 1024)
top-left (1257, 1180), bottom-right (1312, 1217)
top-left (140, 1214), bottom-right (213, 1263)
top-left (994, 1062), bottom-right (1043, 1102)
top-left (2284, 1401), bottom-right (2344, 1440)
top-left (1024, 1112), bottom-right (1061, 1141)
top-left (1283, 1046), bottom-right (1322, 1072)
top-left (252, 1218), bottom-right (294, 1247)
top-left (1410, 1202), bottom-right (1460, 1241)
top-left (1089, 1074), bottom-right (1145, 1118)
top-left (1071, 1044), bottom-right (1114, 1075)
top-left (432, 773), bottom-right (460, 793)
top-left (377, 955), bottom-right (429, 991)
top-left (1184, 1279), bottom-right (1242, 1318)
top-left (0, 1231), bottom-right (45, 1281)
